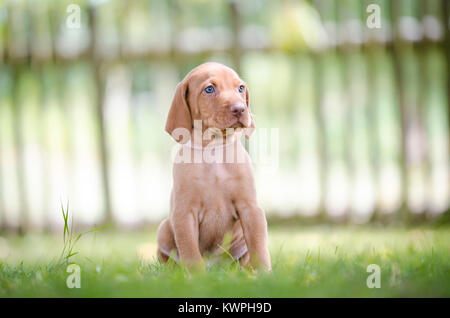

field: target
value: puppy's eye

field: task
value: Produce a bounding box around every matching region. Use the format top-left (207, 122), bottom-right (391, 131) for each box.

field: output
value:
top-left (204, 85), bottom-right (215, 94)
top-left (238, 85), bottom-right (245, 93)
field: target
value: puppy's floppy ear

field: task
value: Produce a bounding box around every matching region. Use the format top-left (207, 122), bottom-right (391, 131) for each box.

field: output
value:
top-left (165, 80), bottom-right (192, 141)
top-left (244, 86), bottom-right (255, 139)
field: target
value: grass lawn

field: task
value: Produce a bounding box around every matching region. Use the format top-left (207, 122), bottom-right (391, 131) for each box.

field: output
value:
top-left (0, 225), bottom-right (449, 297)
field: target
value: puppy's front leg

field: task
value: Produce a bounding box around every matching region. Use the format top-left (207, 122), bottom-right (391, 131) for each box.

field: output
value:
top-left (236, 202), bottom-right (271, 271)
top-left (171, 211), bottom-right (204, 270)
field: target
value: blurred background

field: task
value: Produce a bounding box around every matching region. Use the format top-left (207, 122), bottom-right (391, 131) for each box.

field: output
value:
top-left (0, 0), bottom-right (449, 233)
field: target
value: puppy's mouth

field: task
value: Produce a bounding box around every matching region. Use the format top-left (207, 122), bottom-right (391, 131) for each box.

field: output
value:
top-left (229, 122), bottom-right (244, 129)
top-left (211, 114), bottom-right (249, 132)
top-left (217, 122), bottom-right (245, 138)
top-left (228, 116), bottom-right (250, 129)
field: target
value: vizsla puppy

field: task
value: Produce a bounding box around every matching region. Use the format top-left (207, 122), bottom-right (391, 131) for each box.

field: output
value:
top-left (156, 62), bottom-right (271, 271)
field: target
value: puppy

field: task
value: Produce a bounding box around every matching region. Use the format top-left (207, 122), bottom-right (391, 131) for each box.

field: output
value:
top-left (156, 62), bottom-right (271, 271)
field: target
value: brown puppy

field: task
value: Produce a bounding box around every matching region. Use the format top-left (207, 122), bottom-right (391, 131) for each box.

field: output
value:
top-left (156, 62), bottom-right (271, 271)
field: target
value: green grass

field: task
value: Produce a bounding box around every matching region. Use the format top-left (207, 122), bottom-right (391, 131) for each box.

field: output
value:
top-left (0, 225), bottom-right (449, 297)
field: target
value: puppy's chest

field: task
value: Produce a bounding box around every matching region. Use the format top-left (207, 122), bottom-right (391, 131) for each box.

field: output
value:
top-left (207, 163), bottom-right (242, 193)
top-left (197, 164), bottom-right (240, 221)
top-left (197, 195), bottom-right (237, 253)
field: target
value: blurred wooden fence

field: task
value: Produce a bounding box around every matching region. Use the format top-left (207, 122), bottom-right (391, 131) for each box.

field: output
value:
top-left (0, 0), bottom-right (449, 231)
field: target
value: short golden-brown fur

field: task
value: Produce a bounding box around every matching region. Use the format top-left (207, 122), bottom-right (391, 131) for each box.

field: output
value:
top-left (157, 62), bottom-right (271, 270)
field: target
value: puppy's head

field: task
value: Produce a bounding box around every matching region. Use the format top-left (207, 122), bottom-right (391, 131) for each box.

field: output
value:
top-left (165, 62), bottom-right (255, 142)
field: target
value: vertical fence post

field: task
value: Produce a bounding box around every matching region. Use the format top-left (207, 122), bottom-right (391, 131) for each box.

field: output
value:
top-left (8, 2), bottom-right (30, 234)
top-left (37, 62), bottom-right (52, 232)
top-left (88, 5), bottom-right (113, 226)
top-left (229, 0), bottom-right (242, 74)
top-left (363, 0), bottom-right (381, 222)
top-left (312, 0), bottom-right (328, 221)
top-left (337, 1), bottom-right (352, 223)
top-left (0, 71), bottom-right (4, 232)
top-left (0, 51), bottom-right (4, 230)
top-left (11, 64), bottom-right (30, 234)
top-left (443, 0), bottom-right (450, 171)
top-left (416, 0), bottom-right (430, 221)
top-left (389, 0), bottom-right (410, 222)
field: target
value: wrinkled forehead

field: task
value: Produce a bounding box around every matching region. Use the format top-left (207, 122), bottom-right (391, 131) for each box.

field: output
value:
top-left (187, 64), bottom-right (242, 89)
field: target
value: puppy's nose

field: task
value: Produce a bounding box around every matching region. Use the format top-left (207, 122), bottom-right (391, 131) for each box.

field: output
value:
top-left (229, 104), bottom-right (245, 117)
